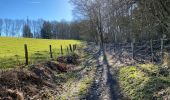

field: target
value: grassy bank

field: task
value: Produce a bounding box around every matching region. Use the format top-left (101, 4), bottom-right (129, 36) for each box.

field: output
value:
top-left (118, 64), bottom-right (170, 99)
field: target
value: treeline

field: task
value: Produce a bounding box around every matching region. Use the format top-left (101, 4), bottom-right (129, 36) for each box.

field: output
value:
top-left (0, 18), bottom-right (82, 40)
top-left (0, 0), bottom-right (169, 42)
top-left (70, 0), bottom-right (170, 43)
top-left (0, 19), bottom-right (43, 38)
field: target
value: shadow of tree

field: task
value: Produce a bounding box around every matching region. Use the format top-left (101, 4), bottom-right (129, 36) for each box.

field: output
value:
top-left (103, 50), bottom-right (123, 100)
top-left (142, 76), bottom-right (170, 99)
top-left (82, 49), bottom-right (101, 100)
top-left (84, 47), bottom-right (123, 100)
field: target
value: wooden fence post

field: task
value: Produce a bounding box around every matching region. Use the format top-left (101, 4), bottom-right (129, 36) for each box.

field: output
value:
top-left (69, 44), bottom-right (72, 52)
top-left (67, 46), bottom-right (69, 54)
top-left (131, 42), bottom-right (134, 59)
top-left (49, 45), bottom-right (53, 58)
top-left (61, 45), bottom-right (63, 55)
top-left (74, 44), bottom-right (77, 51)
top-left (24, 44), bottom-right (28, 65)
top-left (161, 39), bottom-right (164, 63)
top-left (73, 45), bottom-right (75, 51)
top-left (150, 39), bottom-right (154, 63)
top-left (73, 44), bottom-right (76, 51)
top-left (73, 44), bottom-right (75, 52)
top-left (72, 44), bottom-right (74, 51)
top-left (114, 43), bottom-right (115, 52)
top-left (75, 44), bottom-right (77, 50)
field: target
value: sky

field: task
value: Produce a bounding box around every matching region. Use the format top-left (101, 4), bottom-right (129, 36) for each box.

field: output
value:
top-left (0, 0), bottom-right (74, 21)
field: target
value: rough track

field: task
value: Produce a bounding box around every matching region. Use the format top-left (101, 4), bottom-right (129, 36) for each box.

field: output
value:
top-left (84, 47), bottom-right (122, 100)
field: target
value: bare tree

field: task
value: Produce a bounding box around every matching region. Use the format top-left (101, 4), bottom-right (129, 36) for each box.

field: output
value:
top-left (70, 0), bottom-right (170, 42)
top-left (15, 20), bottom-right (23, 37)
top-left (0, 19), bottom-right (3, 36)
top-left (4, 19), bottom-right (12, 36)
top-left (11, 21), bottom-right (16, 36)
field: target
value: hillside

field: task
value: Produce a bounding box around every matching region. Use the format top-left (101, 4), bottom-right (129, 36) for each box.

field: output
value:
top-left (0, 37), bottom-right (80, 68)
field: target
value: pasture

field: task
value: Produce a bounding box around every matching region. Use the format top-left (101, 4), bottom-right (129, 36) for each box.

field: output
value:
top-left (0, 37), bottom-right (80, 68)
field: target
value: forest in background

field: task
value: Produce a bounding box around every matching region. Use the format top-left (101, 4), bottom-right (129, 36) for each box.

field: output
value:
top-left (0, 18), bottom-right (81, 40)
top-left (0, 0), bottom-right (169, 43)
top-left (70, 0), bottom-right (170, 43)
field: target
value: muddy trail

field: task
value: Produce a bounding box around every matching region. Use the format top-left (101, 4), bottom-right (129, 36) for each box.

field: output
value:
top-left (83, 48), bottom-right (123, 100)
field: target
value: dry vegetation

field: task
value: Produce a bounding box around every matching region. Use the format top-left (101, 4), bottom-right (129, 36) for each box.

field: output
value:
top-left (0, 53), bottom-right (81, 100)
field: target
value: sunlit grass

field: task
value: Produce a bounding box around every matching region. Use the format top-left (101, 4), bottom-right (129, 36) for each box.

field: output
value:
top-left (140, 64), bottom-right (159, 74)
top-left (0, 37), bottom-right (81, 68)
top-left (118, 65), bottom-right (170, 99)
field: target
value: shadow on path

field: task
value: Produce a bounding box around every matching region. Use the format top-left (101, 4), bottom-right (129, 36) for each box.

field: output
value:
top-left (83, 47), bottom-right (122, 100)
top-left (103, 50), bottom-right (121, 100)
top-left (82, 48), bottom-right (102, 100)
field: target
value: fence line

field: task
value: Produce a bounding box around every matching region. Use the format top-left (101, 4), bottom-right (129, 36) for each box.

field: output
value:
top-left (0, 44), bottom-right (77, 67)
top-left (108, 38), bottom-right (170, 63)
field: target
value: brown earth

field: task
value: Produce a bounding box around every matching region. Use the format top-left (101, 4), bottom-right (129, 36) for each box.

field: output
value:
top-left (0, 54), bottom-right (80, 100)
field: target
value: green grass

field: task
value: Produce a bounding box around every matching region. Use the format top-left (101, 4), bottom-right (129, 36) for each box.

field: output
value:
top-left (0, 37), bottom-right (80, 68)
top-left (118, 64), bottom-right (170, 100)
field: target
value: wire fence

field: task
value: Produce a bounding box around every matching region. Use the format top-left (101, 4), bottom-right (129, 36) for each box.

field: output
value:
top-left (1, 38), bottom-right (169, 68)
top-left (0, 44), bottom-right (77, 69)
top-left (107, 38), bottom-right (170, 64)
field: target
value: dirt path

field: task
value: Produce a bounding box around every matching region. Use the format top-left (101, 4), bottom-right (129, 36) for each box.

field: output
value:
top-left (83, 48), bottom-right (122, 100)
top-left (55, 44), bottom-right (123, 100)
top-left (54, 43), bottom-right (101, 99)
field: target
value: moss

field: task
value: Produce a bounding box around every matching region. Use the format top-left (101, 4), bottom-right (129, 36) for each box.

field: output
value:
top-left (118, 64), bottom-right (170, 100)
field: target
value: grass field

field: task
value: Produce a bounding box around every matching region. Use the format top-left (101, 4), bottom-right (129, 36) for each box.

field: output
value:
top-left (0, 37), bottom-right (80, 68)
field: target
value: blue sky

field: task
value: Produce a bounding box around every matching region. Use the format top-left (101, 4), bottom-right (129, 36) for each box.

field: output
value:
top-left (0, 0), bottom-right (73, 21)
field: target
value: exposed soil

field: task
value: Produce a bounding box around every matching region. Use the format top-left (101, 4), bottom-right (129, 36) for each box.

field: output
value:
top-left (0, 54), bottom-right (80, 100)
